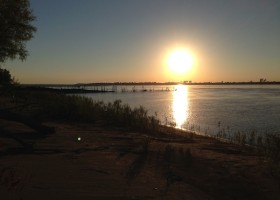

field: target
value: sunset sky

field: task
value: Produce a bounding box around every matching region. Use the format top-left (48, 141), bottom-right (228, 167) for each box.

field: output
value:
top-left (6, 0), bottom-right (280, 84)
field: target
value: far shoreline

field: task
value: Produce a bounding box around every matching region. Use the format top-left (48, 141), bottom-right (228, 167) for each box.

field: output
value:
top-left (21, 81), bottom-right (280, 88)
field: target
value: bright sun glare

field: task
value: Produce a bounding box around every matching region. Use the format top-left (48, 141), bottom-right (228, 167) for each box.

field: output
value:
top-left (168, 49), bottom-right (194, 74)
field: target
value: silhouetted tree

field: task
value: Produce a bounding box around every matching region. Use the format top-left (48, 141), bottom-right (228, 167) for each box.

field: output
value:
top-left (0, 68), bottom-right (12, 85)
top-left (0, 0), bottom-right (36, 85)
top-left (0, 0), bottom-right (36, 63)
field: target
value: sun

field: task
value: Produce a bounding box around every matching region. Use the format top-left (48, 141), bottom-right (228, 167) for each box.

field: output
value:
top-left (168, 49), bottom-right (194, 74)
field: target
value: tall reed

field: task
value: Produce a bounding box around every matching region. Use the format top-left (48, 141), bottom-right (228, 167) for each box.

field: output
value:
top-left (21, 91), bottom-right (162, 133)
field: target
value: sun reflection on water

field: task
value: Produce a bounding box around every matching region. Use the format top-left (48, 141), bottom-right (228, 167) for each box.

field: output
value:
top-left (172, 85), bottom-right (189, 128)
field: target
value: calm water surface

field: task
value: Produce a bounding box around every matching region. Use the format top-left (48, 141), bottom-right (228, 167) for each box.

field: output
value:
top-left (81, 85), bottom-right (280, 135)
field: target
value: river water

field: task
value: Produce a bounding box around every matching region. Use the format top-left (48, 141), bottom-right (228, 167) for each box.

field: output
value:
top-left (80, 84), bottom-right (280, 136)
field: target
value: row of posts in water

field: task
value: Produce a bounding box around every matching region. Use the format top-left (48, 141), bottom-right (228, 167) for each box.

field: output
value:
top-left (79, 85), bottom-right (177, 93)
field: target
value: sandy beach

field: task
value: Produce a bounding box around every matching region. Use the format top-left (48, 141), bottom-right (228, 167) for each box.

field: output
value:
top-left (1, 105), bottom-right (280, 200)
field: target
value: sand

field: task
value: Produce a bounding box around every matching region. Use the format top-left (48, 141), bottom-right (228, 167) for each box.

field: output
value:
top-left (0, 94), bottom-right (280, 200)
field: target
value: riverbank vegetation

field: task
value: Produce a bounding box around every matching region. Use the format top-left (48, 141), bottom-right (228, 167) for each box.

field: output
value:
top-left (2, 86), bottom-right (279, 164)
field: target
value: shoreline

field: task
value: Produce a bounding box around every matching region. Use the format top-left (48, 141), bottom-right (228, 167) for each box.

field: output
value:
top-left (1, 118), bottom-right (279, 200)
top-left (1, 89), bottom-right (280, 199)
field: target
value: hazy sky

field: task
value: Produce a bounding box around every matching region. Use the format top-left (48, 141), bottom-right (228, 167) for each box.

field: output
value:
top-left (6, 0), bottom-right (280, 84)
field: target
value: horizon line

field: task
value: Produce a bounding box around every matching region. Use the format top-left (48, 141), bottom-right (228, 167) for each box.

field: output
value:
top-left (21, 80), bottom-right (280, 86)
